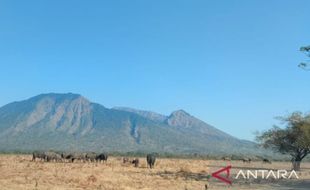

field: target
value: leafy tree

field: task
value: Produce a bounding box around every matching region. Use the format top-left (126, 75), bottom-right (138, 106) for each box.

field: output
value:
top-left (257, 112), bottom-right (310, 170)
top-left (298, 45), bottom-right (310, 70)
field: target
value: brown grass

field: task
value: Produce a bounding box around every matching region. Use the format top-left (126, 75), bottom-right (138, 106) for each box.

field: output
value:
top-left (0, 155), bottom-right (309, 190)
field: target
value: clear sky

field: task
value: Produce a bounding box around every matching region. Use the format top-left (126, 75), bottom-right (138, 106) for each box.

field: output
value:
top-left (0, 0), bottom-right (309, 141)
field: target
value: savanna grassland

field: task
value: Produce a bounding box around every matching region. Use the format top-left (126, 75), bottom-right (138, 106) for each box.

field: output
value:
top-left (0, 155), bottom-right (309, 190)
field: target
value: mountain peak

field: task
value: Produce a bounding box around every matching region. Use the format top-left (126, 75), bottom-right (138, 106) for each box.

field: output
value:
top-left (29, 93), bottom-right (89, 103)
top-left (170, 109), bottom-right (190, 117)
top-left (34, 92), bottom-right (83, 99)
top-left (2, 92), bottom-right (94, 136)
top-left (166, 109), bottom-right (195, 128)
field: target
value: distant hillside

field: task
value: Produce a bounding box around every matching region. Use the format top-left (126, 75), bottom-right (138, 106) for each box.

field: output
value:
top-left (0, 93), bottom-right (268, 156)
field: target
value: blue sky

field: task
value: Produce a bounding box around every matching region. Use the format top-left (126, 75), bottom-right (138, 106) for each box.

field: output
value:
top-left (0, 0), bottom-right (309, 141)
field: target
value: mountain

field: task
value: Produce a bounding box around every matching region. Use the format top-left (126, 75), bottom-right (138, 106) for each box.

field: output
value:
top-left (0, 93), bottom-right (263, 155)
top-left (113, 107), bottom-right (167, 123)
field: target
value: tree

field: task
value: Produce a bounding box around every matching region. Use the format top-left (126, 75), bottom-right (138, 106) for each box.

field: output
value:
top-left (257, 112), bottom-right (310, 171)
top-left (298, 45), bottom-right (310, 70)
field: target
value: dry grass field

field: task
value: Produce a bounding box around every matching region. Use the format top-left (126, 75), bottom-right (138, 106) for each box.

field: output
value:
top-left (0, 155), bottom-right (309, 190)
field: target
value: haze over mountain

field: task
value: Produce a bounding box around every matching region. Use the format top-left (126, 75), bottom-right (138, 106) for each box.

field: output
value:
top-left (0, 93), bottom-right (263, 155)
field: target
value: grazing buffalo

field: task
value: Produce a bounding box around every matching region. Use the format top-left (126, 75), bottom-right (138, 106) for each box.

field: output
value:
top-left (132, 158), bottom-right (139, 167)
top-left (85, 152), bottom-right (97, 162)
top-left (45, 151), bottom-right (62, 162)
top-left (96, 153), bottom-right (108, 163)
top-left (62, 153), bottom-right (86, 163)
top-left (146, 154), bottom-right (156, 169)
top-left (263, 158), bottom-right (272, 164)
top-left (32, 151), bottom-right (46, 161)
top-left (61, 152), bottom-right (73, 162)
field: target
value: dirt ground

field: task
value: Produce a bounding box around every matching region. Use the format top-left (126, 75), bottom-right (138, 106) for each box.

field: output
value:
top-left (0, 155), bottom-right (309, 190)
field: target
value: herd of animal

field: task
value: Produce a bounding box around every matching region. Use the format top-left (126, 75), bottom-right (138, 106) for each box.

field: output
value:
top-left (32, 151), bottom-right (108, 163)
top-left (32, 151), bottom-right (272, 169)
top-left (32, 151), bottom-right (157, 169)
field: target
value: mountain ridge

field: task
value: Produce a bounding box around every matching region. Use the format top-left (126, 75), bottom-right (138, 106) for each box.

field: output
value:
top-left (0, 93), bottom-right (266, 156)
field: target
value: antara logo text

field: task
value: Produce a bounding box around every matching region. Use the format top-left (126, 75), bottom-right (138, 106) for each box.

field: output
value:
top-left (210, 165), bottom-right (299, 185)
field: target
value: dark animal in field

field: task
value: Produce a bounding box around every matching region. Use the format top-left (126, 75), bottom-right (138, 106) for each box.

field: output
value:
top-left (62, 153), bottom-right (86, 163)
top-left (96, 153), bottom-right (108, 163)
top-left (85, 152), bottom-right (97, 162)
top-left (32, 151), bottom-right (46, 161)
top-left (242, 158), bottom-right (251, 163)
top-left (61, 152), bottom-right (73, 162)
top-left (132, 158), bottom-right (139, 167)
top-left (263, 158), bottom-right (272, 164)
top-left (45, 151), bottom-right (62, 162)
top-left (146, 154), bottom-right (156, 169)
